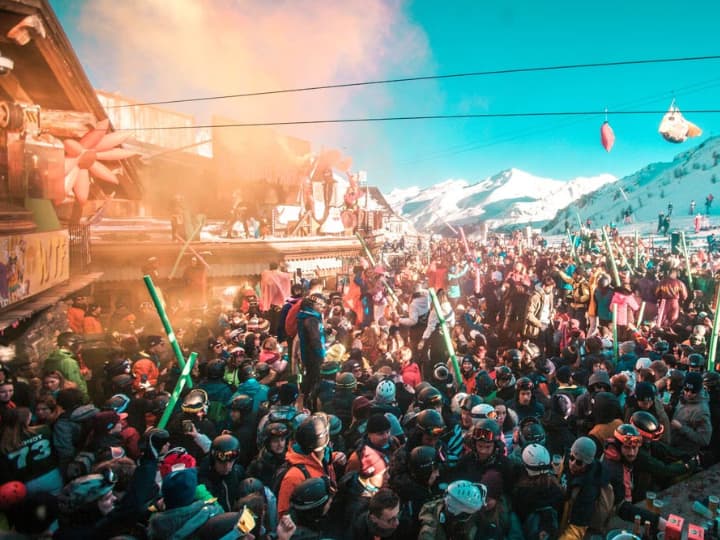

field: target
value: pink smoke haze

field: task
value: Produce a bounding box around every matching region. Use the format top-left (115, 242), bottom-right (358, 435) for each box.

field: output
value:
top-left (76, 0), bottom-right (434, 152)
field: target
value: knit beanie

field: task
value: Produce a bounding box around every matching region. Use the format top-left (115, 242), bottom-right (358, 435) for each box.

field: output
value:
top-left (366, 413), bottom-right (392, 434)
top-left (162, 468), bottom-right (198, 509)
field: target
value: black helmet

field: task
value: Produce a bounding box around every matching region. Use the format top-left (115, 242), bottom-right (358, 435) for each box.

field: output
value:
top-left (414, 381), bottom-right (433, 395)
top-left (150, 394), bottom-right (170, 415)
top-left (181, 389), bottom-right (208, 414)
top-left (295, 415), bottom-right (330, 453)
top-left (653, 340), bottom-right (670, 354)
top-left (206, 359), bottom-right (226, 380)
top-left (519, 419), bottom-right (546, 447)
top-left (111, 374), bottom-right (134, 391)
top-left (461, 394), bottom-right (483, 412)
top-left (613, 423), bottom-right (642, 447)
top-left (290, 477), bottom-right (331, 512)
top-left (255, 363), bottom-right (271, 380)
top-left (211, 434), bottom-right (240, 462)
top-left (415, 409), bottom-right (445, 436)
top-left (336, 372), bottom-right (357, 390)
top-left (58, 332), bottom-right (82, 350)
top-left (409, 445), bottom-right (438, 481)
top-left (630, 410), bottom-right (664, 441)
top-left (703, 371), bottom-right (720, 392)
top-left (105, 357), bottom-right (131, 377)
top-left (229, 394), bottom-right (253, 414)
top-left (416, 387), bottom-right (443, 410)
top-left (516, 377), bottom-right (535, 392)
top-left (238, 477), bottom-right (265, 498)
top-left (688, 353), bottom-right (705, 368)
top-left (470, 418), bottom-right (502, 442)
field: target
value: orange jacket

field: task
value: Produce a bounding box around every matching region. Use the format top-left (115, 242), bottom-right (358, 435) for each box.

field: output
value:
top-left (83, 316), bottom-right (103, 335)
top-left (67, 306), bottom-right (85, 334)
top-left (277, 445), bottom-right (337, 516)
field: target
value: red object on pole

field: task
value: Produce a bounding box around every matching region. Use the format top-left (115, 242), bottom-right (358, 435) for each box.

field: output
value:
top-left (601, 121), bottom-right (615, 152)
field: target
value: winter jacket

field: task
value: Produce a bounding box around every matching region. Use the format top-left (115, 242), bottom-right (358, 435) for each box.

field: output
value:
top-left (52, 404), bottom-right (98, 477)
top-left (593, 287), bottom-right (614, 321)
top-left (400, 363), bottom-right (422, 388)
top-left (132, 357), bottom-right (160, 389)
top-left (398, 293), bottom-right (430, 327)
top-left (247, 447), bottom-right (286, 487)
top-left (44, 348), bottom-right (88, 401)
top-left (148, 499), bottom-right (224, 540)
top-left (671, 389), bottom-right (712, 455)
top-left (506, 398), bottom-right (545, 423)
top-left (524, 288), bottom-right (554, 339)
top-left (603, 444), bottom-right (659, 529)
top-left (198, 459), bottom-right (245, 512)
top-left (655, 277), bottom-right (688, 301)
top-left (422, 300), bottom-right (454, 340)
top-left (418, 497), bottom-right (480, 540)
top-left (297, 306), bottom-right (326, 369)
top-left (277, 296), bottom-right (302, 343)
top-left (610, 291), bottom-right (640, 327)
top-left (277, 443), bottom-right (338, 516)
top-left (559, 459), bottom-right (608, 533)
top-left (67, 306), bottom-right (85, 334)
top-left (447, 264), bottom-right (470, 299)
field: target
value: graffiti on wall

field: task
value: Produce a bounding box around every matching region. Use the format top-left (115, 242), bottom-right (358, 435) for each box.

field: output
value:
top-left (0, 230), bottom-right (69, 308)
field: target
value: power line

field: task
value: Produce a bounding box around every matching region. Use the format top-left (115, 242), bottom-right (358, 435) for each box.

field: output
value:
top-left (116, 109), bottom-right (720, 131)
top-left (105, 54), bottom-right (720, 109)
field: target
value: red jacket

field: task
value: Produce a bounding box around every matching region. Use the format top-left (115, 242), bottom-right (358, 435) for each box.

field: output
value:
top-left (401, 362), bottom-right (422, 388)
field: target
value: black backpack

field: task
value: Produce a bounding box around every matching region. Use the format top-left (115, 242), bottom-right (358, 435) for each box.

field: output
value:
top-left (271, 462), bottom-right (310, 496)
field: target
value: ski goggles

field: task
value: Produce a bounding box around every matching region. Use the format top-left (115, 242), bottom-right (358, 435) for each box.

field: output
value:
top-left (615, 433), bottom-right (642, 448)
top-left (213, 449), bottom-right (240, 462)
top-left (471, 427), bottom-right (499, 442)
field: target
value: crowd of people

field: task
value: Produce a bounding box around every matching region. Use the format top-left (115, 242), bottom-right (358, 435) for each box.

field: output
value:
top-left (0, 229), bottom-right (718, 540)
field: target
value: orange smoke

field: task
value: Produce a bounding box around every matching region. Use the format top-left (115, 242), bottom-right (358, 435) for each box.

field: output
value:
top-left (75, 0), bottom-right (432, 149)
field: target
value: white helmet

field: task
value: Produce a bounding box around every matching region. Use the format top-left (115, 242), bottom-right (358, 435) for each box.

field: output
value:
top-left (445, 480), bottom-right (487, 517)
top-left (470, 403), bottom-right (497, 425)
top-left (521, 443), bottom-right (551, 476)
top-left (375, 379), bottom-right (396, 403)
top-left (450, 392), bottom-right (469, 416)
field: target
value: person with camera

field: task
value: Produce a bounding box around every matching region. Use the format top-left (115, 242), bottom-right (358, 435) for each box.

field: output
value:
top-left (166, 388), bottom-right (217, 461)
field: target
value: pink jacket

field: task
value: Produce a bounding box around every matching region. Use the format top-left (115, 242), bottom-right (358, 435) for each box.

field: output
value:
top-left (610, 291), bottom-right (640, 327)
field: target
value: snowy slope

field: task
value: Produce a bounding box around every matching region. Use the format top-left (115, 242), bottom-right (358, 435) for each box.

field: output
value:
top-left (543, 136), bottom-right (720, 234)
top-left (386, 168), bottom-right (616, 232)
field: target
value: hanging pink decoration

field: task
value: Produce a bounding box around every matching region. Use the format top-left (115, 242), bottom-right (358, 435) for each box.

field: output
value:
top-left (600, 121), bottom-right (615, 152)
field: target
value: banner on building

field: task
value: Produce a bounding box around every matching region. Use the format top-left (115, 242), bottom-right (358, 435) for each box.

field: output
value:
top-left (0, 230), bottom-right (69, 309)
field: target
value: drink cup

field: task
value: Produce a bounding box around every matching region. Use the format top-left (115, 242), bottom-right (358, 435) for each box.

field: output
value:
top-left (653, 499), bottom-right (665, 515)
top-left (552, 454), bottom-right (562, 475)
top-left (646, 492), bottom-right (657, 511)
top-left (709, 495), bottom-right (719, 514)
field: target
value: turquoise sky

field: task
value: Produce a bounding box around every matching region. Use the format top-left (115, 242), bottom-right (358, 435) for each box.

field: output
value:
top-left (51, 0), bottom-right (720, 189)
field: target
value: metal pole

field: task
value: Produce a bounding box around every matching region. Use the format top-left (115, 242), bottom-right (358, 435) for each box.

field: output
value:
top-left (157, 352), bottom-right (197, 429)
top-left (680, 231), bottom-right (694, 292)
top-left (143, 275), bottom-right (192, 387)
top-left (708, 287), bottom-right (720, 372)
top-left (169, 221), bottom-right (204, 279)
top-left (428, 287), bottom-right (461, 383)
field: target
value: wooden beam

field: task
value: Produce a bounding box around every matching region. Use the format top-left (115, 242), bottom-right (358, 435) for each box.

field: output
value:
top-left (40, 108), bottom-right (95, 138)
top-left (0, 72), bottom-right (33, 104)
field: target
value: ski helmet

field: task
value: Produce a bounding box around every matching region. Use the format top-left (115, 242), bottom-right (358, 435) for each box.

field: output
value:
top-left (521, 443), bottom-right (551, 476)
top-left (450, 392), bottom-right (469, 415)
top-left (105, 394), bottom-right (131, 414)
top-left (703, 371), bottom-right (720, 392)
top-left (0, 481), bottom-right (26, 509)
top-left (290, 477), bottom-right (331, 513)
top-left (375, 379), bottom-right (396, 403)
top-left (470, 418), bottom-right (501, 443)
top-left (444, 480), bottom-right (486, 518)
top-left (630, 410), bottom-right (664, 441)
top-left (211, 434), bottom-right (240, 462)
top-left (614, 423), bottom-right (642, 448)
top-left (409, 446), bottom-right (438, 482)
top-left (416, 386), bottom-right (443, 410)
top-left (470, 403), bottom-right (497, 422)
top-left (461, 394), bottom-right (484, 412)
top-left (206, 359), bottom-right (226, 380)
top-left (229, 394), bottom-right (253, 414)
top-left (415, 409), bottom-right (445, 436)
top-left (181, 389), bottom-right (208, 414)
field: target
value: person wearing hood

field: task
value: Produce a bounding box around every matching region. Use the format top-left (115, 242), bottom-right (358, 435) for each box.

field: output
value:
top-left (574, 370), bottom-right (611, 435)
top-left (52, 388), bottom-right (98, 479)
top-left (277, 414), bottom-right (345, 516)
top-left (623, 381), bottom-right (671, 444)
top-left (297, 293), bottom-right (328, 404)
top-left (148, 466), bottom-right (225, 539)
top-left (670, 371), bottom-right (712, 455)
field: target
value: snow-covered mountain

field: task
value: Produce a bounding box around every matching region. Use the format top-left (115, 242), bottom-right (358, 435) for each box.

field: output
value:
top-left (387, 136), bottom-right (720, 236)
top-left (386, 168), bottom-right (616, 233)
top-left (542, 136), bottom-right (720, 234)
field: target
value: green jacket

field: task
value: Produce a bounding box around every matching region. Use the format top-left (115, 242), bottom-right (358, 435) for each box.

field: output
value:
top-left (418, 497), bottom-right (479, 540)
top-left (45, 348), bottom-right (88, 402)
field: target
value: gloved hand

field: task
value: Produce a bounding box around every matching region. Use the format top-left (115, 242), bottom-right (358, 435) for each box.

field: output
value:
top-left (145, 428), bottom-right (170, 459)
